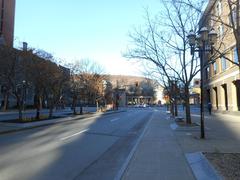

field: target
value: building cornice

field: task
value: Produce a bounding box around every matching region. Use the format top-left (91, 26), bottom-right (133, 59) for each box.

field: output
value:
top-left (199, 0), bottom-right (216, 28)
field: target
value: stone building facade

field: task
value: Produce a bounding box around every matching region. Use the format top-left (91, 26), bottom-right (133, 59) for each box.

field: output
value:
top-left (200, 0), bottom-right (240, 112)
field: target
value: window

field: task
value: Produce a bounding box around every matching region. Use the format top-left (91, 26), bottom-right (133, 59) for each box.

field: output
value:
top-left (210, 18), bottom-right (214, 28)
top-left (213, 62), bottom-right (218, 74)
top-left (221, 57), bottom-right (227, 71)
top-left (234, 47), bottom-right (238, 63)
top-left (218, 25), bottom-right (224, 39)
top-left (228, 7), bottom-right (237, 27)
top-left (216, 0), bottom-right (222, 16)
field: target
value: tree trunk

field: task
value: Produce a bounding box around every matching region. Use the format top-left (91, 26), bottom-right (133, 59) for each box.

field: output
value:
top-left (96, 101), bottom-right (99, 111)
top-left (174, 99), bottom-right (178, 117)
top-left (184, 86), bottom-right (191, 124)
top-left (18, 97), bottom-right (23, 121)
top-left (35, 96), bottom-right (41, 120)
top-left (3, 93), bottom-right (9, 111)
top-left (170, 100), bottom-right (174, 116)
top-left (49, 99), bottom-right (53, 119)
top-left (72, 96), bottom-right (77, 115)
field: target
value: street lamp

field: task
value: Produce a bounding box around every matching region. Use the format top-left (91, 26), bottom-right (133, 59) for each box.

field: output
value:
top-left (22, 80), bottom-right (26, 111)
top-left (187, 27), bottom-right (217, 139)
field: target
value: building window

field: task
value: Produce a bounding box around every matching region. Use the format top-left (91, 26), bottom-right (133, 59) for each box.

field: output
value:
top-left (213, 62), bottom-right (218, 74)
top-left (234, 47), bottom-right (238, 63)
top-left (216, 0), bottom-right (222, 16)
top-left (229, 7), bottom-right (237, 27)
top-left (218, 25), bottom-right (224, 39)
top-left (221, 57), bottom-right (227, 71)
top-left (210, 18), bottom-right (214, 28)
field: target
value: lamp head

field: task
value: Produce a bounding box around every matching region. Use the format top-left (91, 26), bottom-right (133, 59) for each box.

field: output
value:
top-left (187, 30), bottom-right (196, 46)
top-left (208, 28), bottom-right (217, 45)
top-left (199, 27), bottom-right (209, 41)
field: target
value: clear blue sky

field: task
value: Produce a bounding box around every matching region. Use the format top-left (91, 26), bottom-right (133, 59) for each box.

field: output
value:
top-left (14, 0), bottom-right (160, 76)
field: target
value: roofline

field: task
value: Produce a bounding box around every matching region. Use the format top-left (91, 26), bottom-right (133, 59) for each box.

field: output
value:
top-left (199, 0), bottom-right (216, 28)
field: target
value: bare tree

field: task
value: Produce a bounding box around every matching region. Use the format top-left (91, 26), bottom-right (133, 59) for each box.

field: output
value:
top-left (68, 59), bottom-right (105, 114)
top-left (23, 49), bottom-right (64, 119)
top-left (0, 46), bottom-right (28, 120)
top-left (125, 0), bottom-right (205, 124)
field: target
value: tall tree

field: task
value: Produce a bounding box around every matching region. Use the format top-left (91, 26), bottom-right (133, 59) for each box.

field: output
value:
top-left (125, 0), bottom-right (205, 124)
top-left (68, 59), bottom-right (105, 113)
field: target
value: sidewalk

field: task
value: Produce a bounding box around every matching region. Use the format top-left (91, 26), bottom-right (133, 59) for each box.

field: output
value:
top-left (173, 111), bottom-right (240, 153)
top-left (0, 109), bottom-right (125, 135)
top-left (170, 111), bottom-right (240, 179)
top-left (122, 110), bottom-right (195, 180)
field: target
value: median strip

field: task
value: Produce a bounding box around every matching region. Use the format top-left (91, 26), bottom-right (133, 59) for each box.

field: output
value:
top-left (60, 129), bottom-right (89, 141)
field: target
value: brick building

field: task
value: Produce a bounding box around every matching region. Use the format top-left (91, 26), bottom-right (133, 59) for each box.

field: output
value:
top-left (0, 0), bottom-right (15, 47)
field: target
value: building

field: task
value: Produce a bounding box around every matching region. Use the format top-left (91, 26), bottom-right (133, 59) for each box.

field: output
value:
top-left (107, 75), bottom-right (163, 106)
top-left (200, 0), bottom-right (240, 113)
top-left (0, 0), bottom-right (15, 47)
top-left (189, 79), bottom-right (200, 105)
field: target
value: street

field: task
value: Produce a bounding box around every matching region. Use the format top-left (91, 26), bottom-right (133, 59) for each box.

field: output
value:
top-left (0, 108), bottom-right (155, 180)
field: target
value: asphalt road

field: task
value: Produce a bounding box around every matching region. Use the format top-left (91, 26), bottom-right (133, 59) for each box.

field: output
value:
top-left (0, 108), bottom-right (155, 180)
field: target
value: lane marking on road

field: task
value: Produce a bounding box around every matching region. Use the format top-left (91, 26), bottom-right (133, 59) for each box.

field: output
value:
top-left (60, 129), bottom-right (89, 141)
top-left (110, 118), bottom-right (120, 122)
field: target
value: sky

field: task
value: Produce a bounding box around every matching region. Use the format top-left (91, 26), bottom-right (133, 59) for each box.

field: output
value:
top-left (14, 0), bottom-right (161, 76)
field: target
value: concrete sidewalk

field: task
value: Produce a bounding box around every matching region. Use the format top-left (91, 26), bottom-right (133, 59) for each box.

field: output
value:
top-left (173, 111), bottom-right (240, 153)
top-left (122, 111), bottom-right (195, 180)
top-left (170, 111), bottom-right (240, 179)
top-left (0, 110), bottom-right (125, 135)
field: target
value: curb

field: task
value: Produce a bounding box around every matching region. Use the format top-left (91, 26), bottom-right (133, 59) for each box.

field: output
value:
top-left (0, 110), bottom-right (126, 135)
top-left (185, 152), bottom-right (223, 180)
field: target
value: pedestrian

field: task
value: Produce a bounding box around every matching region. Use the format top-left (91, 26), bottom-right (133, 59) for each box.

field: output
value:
top-left (208, 102), bottom-right (212, 115)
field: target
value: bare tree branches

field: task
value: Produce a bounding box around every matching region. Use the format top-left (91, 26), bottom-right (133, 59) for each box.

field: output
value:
top-left (125, 0), bottom-right (205, 123)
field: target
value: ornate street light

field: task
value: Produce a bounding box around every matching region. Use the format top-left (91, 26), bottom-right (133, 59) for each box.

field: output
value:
top-left (187, 27), bottom-right (217, 139)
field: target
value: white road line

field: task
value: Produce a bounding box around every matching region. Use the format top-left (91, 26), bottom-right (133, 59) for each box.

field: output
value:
top-left (110, 118), bottom-right (120, 122)
top-left (60, 129), bottom-right (89, 141)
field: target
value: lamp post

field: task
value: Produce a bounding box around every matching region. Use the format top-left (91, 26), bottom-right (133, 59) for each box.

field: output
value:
top-left (79, 85), bottom-right (85, 115)
top-left (22, 80), bottom-right (26, 111)
top-left (187, 27), bottom-right (217, 139)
